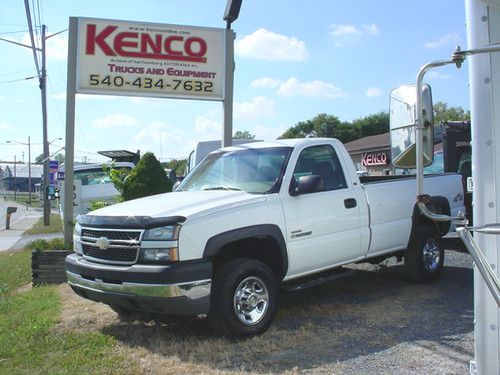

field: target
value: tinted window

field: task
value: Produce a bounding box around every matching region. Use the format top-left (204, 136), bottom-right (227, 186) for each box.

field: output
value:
top-left (292, 145), bottom-right (347, 193)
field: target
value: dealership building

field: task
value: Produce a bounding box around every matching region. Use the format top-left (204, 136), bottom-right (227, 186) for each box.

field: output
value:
top-left (344, 133), bottom-right (393, 176)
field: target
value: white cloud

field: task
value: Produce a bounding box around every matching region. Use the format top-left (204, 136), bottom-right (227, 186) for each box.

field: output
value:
top-left (363, 24), bottom-right (380, 35)
top-left (234, 96), bottom-right (276, 121)
top-left (329, 23), bottom-right (380, 47)
top-left (0, 122), bottom-right (11, 130)
top-left (195, 116), bottom-right (220, 134)
top-left (46, 34), bottom-right (68, 60)
top-left (277, 77), bottom-right (347, 98)
top-left (251, 77), bottom-right (281, 89)
top-left (330, 24), bottom-right (361, 37)
top-left (366, 86), bottom-right (383, 97)
top-left (253, 124), bottom-right (286, 141)
top-left (132, 122), bottom-right (189, 160)
top-left (235, 28), bottom-right (307, 61)
top-left (92, 114), bottom-right (137, 129)
top-left (424, 33), bottom-right (461, 50)
top-left (21, 32), bottom-right (67, 60)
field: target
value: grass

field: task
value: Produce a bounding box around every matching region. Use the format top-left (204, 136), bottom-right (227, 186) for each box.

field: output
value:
top-left (0, 248), bottom-right (137, 374)
top-left (0, 249), bottom-right (31, 295)
top-left (24, 214), bottom-right (63, 236)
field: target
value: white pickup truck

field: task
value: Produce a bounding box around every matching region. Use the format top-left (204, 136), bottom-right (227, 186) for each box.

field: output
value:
top-left (66, 138), bottom-right (464, 338)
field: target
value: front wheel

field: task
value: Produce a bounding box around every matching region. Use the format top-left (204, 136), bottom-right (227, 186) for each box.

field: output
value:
top-left (209, 258), bottom-right (278, 339)
top-left (405, 226), bottom-right (444, 283)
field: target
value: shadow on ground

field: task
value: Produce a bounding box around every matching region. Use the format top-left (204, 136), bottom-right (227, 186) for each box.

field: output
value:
top-left (97, 252), bottom-right (473, 374)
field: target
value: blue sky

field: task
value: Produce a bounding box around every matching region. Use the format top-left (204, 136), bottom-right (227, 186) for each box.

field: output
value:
top-left (0, 0), bottom-right (470, 164)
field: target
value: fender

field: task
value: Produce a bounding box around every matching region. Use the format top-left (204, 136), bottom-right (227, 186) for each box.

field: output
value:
top-left (410, 195), bottom-right (451, 239)
top-left (203, 224), bottom-right (288, 277)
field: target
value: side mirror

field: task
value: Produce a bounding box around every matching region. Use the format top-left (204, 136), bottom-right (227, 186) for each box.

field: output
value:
top-left (291, 175), bottom-right (322, 196)
top-left (390, 84), bottom-right (434, 168)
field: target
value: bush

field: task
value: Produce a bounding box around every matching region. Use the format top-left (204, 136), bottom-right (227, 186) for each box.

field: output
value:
top-left (122, 152), bottom-right (172, 201)
top-left (26, 238), bottom-right (73, 251)
top-left (89, 200), bottom-right (112, 211)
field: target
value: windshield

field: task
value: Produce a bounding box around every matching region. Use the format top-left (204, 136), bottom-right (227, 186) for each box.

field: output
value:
top-left (177, 147), bottom-right (291, 194)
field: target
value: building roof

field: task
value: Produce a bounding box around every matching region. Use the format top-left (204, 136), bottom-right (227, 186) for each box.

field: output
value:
top-left (0, 163), bottom-right (43, 179)
top-left (344, 133), bottom-right (390, 153)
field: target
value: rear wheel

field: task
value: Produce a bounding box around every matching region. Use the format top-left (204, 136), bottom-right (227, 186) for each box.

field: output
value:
top-left (209, 258), bottom-right (278, 338)
top-left (405, 226), bottom-right (444, 282)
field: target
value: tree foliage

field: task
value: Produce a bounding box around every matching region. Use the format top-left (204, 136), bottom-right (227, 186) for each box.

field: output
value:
top-left (433, 101), bottom-right (470, 124)
top-left (164, 159), bottom-right (187, 177)
top-left (279, 112), bottom-right (389, 143)
top-left (34, 153), bottom-right (65, 164)
top-left (122, 152), bottom-right (172, 201)
top-left (233, 130), bottom-right (256, 139)
top-left (102, 162), bottom-right (130, 201)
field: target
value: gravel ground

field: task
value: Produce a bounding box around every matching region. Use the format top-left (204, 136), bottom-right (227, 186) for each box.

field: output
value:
top-left (56, 249), bottom-right (474, 374)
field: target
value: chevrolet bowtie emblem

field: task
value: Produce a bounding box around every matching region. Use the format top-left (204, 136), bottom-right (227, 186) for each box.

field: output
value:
top-left (95, 237), bottom-right (110, 250)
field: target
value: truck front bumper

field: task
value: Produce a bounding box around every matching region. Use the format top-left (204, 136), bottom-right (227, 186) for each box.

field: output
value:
top-left (65, 253), bottom-right (212, 316)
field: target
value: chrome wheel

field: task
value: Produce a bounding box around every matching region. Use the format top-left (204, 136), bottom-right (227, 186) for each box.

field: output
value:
top-left (422, 239), bottom-right (441, 272)
top-left (233, 276), bottom-right (269, 326)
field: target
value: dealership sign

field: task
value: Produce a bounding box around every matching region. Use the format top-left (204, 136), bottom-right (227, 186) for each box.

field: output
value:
top-left (76, 17), bottom-right (225, 100)
top-left (362, 152), bottom-right (388, 166)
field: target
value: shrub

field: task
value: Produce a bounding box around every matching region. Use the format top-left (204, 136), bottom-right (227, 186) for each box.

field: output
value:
top-left (122, 152), bottom-right (172, 201)
top-left (89, 200), bottom-right (112, 211)
top-left (26, 238), bottom-right (73, 251)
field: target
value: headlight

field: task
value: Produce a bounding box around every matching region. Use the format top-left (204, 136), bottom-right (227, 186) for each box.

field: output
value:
top-left (143, 225), bottom-right (180, 241)
top-left (73, 222), bottom-right (83, 254)
top-left (139, 248), bottom-right (179, 262)
top-left (74, 222), bottom-right (82, 236)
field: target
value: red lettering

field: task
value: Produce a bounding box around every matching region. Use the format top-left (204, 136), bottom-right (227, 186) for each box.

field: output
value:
top-left (84, 24), bottom-right (208, 62)
top-left (85, 24), bottom-right (117, 55)
top-left (164, 36), bottom-right (183, 56)
top-left (362, 152), bottom-right (388, 166)
top-left (140, 34), bottom-right (162, 54)
top-left (184, 37), bottom-right (207, 57)
top-left (113, 32), bottom-right (139, 55)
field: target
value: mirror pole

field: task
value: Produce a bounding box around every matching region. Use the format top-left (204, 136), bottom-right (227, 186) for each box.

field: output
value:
top-left (415, 59), bottom-right (456, 197)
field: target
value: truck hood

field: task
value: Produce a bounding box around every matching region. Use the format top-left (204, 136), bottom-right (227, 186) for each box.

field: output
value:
top-left (87, 191), bottom-right (267, 222)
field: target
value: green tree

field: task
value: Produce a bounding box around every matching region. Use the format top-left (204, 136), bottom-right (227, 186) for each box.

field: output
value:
top-left (233, 130), bottom-right (256, 139)
top-left (102, 162), bottom-right (130, 200)
top-left (352, 111), bottom-right (389, 138)
top-left (53, 153), bottom-right (65, 163)
top-left (163, 159), bottom-right (187, 177)
top-left (122, 152), bottom-right (172, 201)
top-left (34, 154), bottom-right (44, 163)
top-left (433, 101), bottom-right (470, 124)
top-left (279, 114), bottom-right (344, 139)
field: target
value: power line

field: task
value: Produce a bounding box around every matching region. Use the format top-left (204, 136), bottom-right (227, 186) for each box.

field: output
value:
top-left (0, 69), bottom-right (33, 77)
top-left (0, 30), bottom-right (29, 35)
top-left (0, 76), bottom-right (36, 85)
top-left (23, 0), bottom-right (41, 79)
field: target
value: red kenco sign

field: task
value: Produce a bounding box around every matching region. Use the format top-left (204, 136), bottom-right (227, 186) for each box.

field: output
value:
top-left (85, 25), bottom-right (208, 63)
top-left (362, 152), bottom-right (388, 166)
top-left (76, 17), bottom-right (225, 100)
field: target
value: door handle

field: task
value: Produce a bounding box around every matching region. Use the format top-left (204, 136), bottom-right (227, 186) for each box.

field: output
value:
top-left (344, 198), bottom-right (357, 209)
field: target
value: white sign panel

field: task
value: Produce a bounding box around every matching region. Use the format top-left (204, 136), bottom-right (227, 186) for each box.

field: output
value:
top-left (76, 17), bottom-right (225, 100)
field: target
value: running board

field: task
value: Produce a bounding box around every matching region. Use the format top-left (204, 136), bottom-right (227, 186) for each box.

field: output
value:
top-left (282, 267), bottom-right (354, 292)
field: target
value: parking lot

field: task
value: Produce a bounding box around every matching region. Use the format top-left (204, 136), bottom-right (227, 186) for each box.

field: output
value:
top-left (57, 249), bottom-right (473, 374)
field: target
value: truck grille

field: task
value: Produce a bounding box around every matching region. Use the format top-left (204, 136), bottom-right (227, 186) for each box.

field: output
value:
top-left (79, 228), bottom-right (142, 265)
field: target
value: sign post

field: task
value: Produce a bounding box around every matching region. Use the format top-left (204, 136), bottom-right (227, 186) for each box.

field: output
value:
top-left (64, 17), bottom-right (228, 243)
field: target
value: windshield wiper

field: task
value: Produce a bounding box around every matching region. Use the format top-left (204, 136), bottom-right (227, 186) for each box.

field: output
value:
top-left (203, 186), bottom-right (241, 191)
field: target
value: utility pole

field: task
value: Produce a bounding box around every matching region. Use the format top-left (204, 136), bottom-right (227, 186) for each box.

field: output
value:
top-left (13, 155), bottom-right (17, 201)
top-left (41, 25), bottom-right (50, 225)
top-left (27, 136), bottom-right (31, 206)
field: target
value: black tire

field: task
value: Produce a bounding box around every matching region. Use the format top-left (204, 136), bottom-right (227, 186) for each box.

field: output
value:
top-left (209, 258), bottom-right (278, 339)
top-left (405, 226), bottom-right (444, 283)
